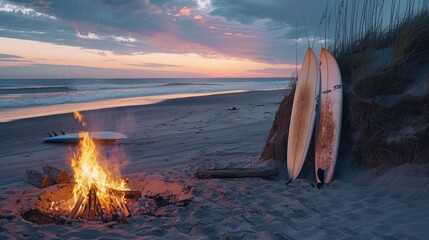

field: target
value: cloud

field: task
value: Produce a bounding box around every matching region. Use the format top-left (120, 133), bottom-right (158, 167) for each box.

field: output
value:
top-left (0, 53), bottom-right (23, 59)
top-left (127, 63), bottom-right (182, 68)
top-left (112, 35), bottom-right (137, 43)
top-left (0, 63), bottom-right (204, 79)
top-left (209, 0), bottom-right (326, 27)
top-left (0, 53), bottom-right (29, 62)
top-left (0, 28), bottom-right (46, 35)
top-left (175, 6), bottom-right (192, 17)
top-left (76, 31), bottom-right (102, 40)
top-left (0, 0), bottom-right (332, 67)
top-left (0, 1), bottom-right (56, 20)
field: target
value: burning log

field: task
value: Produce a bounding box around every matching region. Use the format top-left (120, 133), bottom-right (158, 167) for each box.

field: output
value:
top-left (42, 165), bottom-right (69, 184)
top-left (69, 195), bottom-right (84, 219)
top-left (87, 185), bottom-right (97, 221)
top-left (108, 188), bottom-right (142, 199)
top-left (195, 167), bottom-right (279, 179)
top-left (25, 169), bottom-right (52, 188)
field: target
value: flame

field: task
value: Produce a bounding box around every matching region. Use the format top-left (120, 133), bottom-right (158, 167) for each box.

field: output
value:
top-left (71, 116), bottom-right (128, 208)
top-left (73, 111), bottom-right (86, 127)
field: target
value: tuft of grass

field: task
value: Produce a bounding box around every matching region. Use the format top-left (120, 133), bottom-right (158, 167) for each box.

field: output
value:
top-left (392, 11), bottom-right (429, 65)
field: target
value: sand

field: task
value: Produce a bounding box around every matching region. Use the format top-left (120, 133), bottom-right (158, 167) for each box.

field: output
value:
top-left (0, 90), bottom-right (428, 239)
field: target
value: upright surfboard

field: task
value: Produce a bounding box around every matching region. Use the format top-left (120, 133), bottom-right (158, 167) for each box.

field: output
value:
top-left (287, 48), bottom-right (320, 182)
top-left (315, 48), bottom-right (343, 184)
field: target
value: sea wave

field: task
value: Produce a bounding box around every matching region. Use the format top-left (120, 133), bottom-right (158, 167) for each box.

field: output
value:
top-left (0, 86), bottom-right (70, 94)
top-left (68, 82), bottom-right (223, 91)
top-left (0, 86), bottom-right (236, 108)
top-left (0, 79), bottom-right (291, 109)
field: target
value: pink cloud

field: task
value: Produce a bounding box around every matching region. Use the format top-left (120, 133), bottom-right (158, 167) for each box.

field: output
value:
top-left (174, 6), bottom-right (192, 17)
top-left (194, 15), bottom-right (203, 20)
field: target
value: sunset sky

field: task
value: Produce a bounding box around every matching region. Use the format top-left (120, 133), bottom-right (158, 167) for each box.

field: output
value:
top-left (0, 0), bottom-right (412, 79)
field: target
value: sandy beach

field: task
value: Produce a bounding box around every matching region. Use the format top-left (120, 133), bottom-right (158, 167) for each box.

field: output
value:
top-left (1, 90), bottom-right (428, 239)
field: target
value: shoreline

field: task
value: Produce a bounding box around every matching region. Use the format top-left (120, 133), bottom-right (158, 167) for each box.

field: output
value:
top-left (1, 89), bottom-right (263, 123)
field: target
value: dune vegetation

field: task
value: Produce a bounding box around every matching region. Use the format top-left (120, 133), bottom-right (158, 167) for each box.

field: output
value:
top-left (331, 1), bottom-right (429, 168)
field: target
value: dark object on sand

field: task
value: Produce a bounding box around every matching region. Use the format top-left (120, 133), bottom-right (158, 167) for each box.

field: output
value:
top-left (227, 106), bottom-right (237, 111)
top-left (42, 165), bottom-right (69, 184)
top-left (25, 169), bottom-right (52, 188)
top-left (195, 167), bottom-right (278, 179)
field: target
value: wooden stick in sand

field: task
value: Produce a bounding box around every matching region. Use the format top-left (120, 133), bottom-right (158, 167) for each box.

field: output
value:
top-left (42, 165), bottom-right (69, 184)
top-left (195, 167), bottom-right (279, 179)
top-left (25, 169), bottom-right (52, 188)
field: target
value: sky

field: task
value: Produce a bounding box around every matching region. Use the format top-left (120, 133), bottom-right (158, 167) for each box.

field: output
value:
top-left (0, 0), bottom-right (421, 79)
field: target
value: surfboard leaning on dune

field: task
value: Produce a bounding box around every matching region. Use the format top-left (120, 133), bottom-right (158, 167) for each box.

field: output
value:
top-left (287, 47), bottom-right (320, 183)
top-left (315, 48), bottom-right (343, 186)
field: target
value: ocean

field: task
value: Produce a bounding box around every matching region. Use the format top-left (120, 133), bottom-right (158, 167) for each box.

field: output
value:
top-left (0, 78), bottom-right (291, 122)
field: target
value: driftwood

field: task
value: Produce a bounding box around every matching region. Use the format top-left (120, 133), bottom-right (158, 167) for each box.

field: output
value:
top-left (195, 167), bottom-right (279, 179)
top-left (42, 165), bottom-right (69, 184)
top-left (25, 169), bottom-right (52, 188)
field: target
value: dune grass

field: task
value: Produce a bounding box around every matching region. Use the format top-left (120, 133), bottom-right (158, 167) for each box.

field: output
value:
top-left (330, 2), bottom-right (429, 168)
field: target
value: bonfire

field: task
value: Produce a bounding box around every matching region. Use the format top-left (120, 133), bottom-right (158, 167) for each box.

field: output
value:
top-left (68, 111), bottom-right (130, 221)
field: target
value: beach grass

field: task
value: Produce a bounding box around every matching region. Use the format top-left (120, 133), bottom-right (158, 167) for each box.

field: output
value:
top-left (330, 2), bottom-right (429, 167)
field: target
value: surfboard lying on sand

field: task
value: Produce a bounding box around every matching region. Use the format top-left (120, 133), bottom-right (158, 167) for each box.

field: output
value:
top-left (315, 48), bottom-right (343, 185)
top-left (43, 132), bottom-right (127, 143)
top-left (287, 47), bottom-right (321, 182)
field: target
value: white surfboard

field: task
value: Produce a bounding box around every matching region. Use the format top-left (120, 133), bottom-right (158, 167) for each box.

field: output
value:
top-left (287, 48), bottom-right (320, 182)
top-left (315, 48), bottom-right (343, 184)
top-left (43, 131), bottom-right (127, 143)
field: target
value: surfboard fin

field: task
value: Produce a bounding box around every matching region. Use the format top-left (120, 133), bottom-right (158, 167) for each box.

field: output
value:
top-left (317, 168), bottom-right (325, 189)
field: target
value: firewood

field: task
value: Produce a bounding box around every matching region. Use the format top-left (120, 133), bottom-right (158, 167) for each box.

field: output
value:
top-left (108, 189), bottom-right (142, 199)
top-left (87, 185), bottom-right (97, 221)
top-left (120, 201), bottom-right (130, 217)
top-left (195, 167), bottom-right (279, 179)
top-left (42, 165), bottom-right (69, 184)
top-left (69, 194), bottom-right (84, 219)
top-left (25, 169), bottom-right (52, 188)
